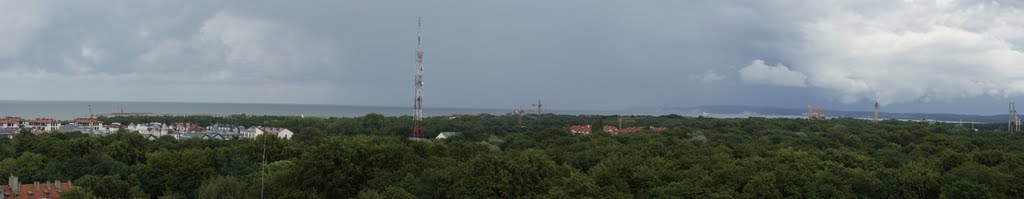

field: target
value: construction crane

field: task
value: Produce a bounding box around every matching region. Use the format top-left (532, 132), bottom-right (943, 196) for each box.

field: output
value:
top-left (513, 100), bottom-right (548, 128)
top-left (513, 109), bottom-right (525, 128)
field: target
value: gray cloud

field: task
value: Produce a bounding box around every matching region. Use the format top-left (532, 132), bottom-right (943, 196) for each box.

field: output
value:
top-left (0, 0), bottom-right (1021, 113)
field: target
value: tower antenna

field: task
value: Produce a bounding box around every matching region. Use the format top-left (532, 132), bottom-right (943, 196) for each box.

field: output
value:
top-left (412, 17), bottom-right (425, 138)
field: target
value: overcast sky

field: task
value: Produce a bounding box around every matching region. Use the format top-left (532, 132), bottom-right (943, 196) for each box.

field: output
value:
top-left (1, 0), bottom-right (1023, 114)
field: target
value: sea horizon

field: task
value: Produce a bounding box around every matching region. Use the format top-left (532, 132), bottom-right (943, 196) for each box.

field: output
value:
top-left (0, 100), bottom-right (662, 120)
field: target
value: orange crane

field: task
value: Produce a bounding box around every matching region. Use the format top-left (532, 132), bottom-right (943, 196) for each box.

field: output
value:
top-left (513, 109), bottom-right (525, 128)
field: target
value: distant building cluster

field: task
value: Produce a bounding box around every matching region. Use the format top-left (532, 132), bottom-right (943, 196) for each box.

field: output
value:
top-left (0, 116), bottom-right (293, 140)
top-left (566, 125), bottom-right (669, 135)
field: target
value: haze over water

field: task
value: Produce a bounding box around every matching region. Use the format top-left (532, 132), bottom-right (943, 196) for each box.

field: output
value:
top-left (0, 101), bottom-right (656, 120)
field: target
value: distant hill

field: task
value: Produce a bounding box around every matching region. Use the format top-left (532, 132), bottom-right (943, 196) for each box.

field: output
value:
top-left (649, 105), bottom-right (1009, 123)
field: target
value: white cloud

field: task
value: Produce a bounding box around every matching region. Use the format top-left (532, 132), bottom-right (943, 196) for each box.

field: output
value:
top-left (690, 69), bottom-right (725, 83)
top-left (741, 0), bottom-right (1024, 105)
top-left (738, 59), bottom-right (808, 87)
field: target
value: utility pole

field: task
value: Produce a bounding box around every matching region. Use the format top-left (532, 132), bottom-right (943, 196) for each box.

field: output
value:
top-left (531, 100), bottom-right (545, 115)
top-left (530, 100), bottom-right (546, 122)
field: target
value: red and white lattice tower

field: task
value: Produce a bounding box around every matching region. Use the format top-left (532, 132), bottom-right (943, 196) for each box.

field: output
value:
top-left (412, 17), bottom-right (425, 138)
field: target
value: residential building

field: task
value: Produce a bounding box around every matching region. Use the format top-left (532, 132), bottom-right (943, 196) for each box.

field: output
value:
top-left (435, 132), bottom-right (462, 139)
top-left (24, 118), bottom-right (61, 132)
top-left (242, 127), bottom-right (294, 139)
top-left (58, 124), bottom-right (112, 136)
top-left (3, 175), bottom-right (73, 199)
top-left (71, 118), bottom-right (102, 130)
top-left (0, 117), bottom-right (22, 129)
top-left (105, 123), bottom-right (126, 132)
top-left (171, 123), bottom-right (205, 133)
top-left (127, 123), bottom-right (170, 138)
top-left (207, 124), bottom-right (244, 133)
top-left (567, 125), bottom-right (592, 135)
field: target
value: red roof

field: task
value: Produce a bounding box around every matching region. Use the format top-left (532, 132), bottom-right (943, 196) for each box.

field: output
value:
top-left (2, 182), bottom-right (73, 199)
top-left (0, 117), bottom-right (22, 124)
top-left (72, 118), bottom-right (99, 124)
top-left (27, 118), bottom-right (59, 124)
top-left (567, 125), bottom-right (592, 134)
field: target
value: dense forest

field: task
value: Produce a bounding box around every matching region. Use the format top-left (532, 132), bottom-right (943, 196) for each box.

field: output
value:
top-left (0, 113), bottom-right (1022, 198)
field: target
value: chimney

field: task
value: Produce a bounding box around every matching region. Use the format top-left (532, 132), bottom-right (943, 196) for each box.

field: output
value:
top-left (33, 181), bottom-right (38, 190)
top-left (55, 180), bottom-right (60, 192)
top-left (7, 175), bottom-right (17, 194)
top-left (45, 181), bottom-right (50, 190)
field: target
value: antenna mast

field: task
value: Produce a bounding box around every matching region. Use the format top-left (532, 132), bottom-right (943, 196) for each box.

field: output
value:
top-left (412, 17), bottom-right (425, 138)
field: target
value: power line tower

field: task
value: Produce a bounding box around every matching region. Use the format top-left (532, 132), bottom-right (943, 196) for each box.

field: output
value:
top-left (530, 100), bottom-right (546, 115)
top-left (412, 17), bottom-right (425, 138)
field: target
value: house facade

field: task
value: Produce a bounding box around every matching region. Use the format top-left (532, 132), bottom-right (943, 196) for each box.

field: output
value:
top-left (242, 126), bottom-right (294, 139)
top-left (25, 118), bottom-right (61, 132)
top-left (0, 117), bottom-right (22, 129)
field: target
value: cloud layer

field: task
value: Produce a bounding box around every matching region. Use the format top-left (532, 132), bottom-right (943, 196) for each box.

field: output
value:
top-left (0, 0), bottom-right (1022, 113)
top-left (735, 0), bottom-right (1024, 106)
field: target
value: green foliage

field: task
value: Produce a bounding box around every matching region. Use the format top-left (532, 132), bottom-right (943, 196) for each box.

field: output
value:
top-left (62, 188), bottom-right (100, 199)
top-left (197, 176), bottom-right (252, 199)
top-left (74, 174), bottom-right (148, 199)
top-left (0, 115), bottom-right (1020, 198)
